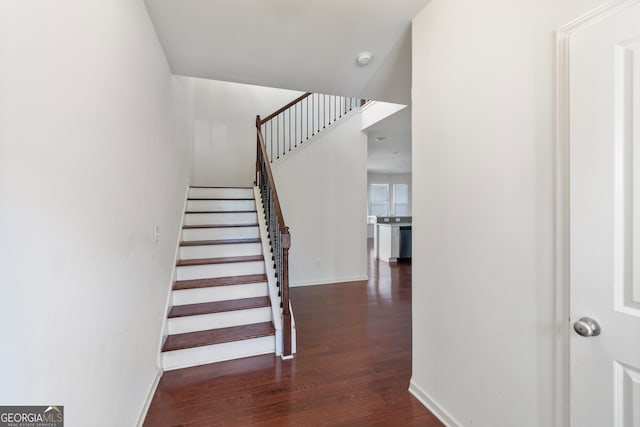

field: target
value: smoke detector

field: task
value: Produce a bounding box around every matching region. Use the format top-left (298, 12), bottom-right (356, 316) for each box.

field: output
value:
top-left (356, 52), bottom-right (373, 66)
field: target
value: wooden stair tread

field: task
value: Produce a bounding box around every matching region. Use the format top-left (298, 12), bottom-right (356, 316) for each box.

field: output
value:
top-left (188, 198), bottom-right (254, 201)
top-left (185, 210), bottom-right (257, 214)
top-left (162, 322), bottom-right (275, 352)
top-left (173, 274), bottom-right (268, 290)
top-left (183, 223), bottom-right (258, 229)
top-left (180, 238), bottom-right (261, 247)
top-left (177, 255), bottom-right (264, 267)
top-left (189, 186), bottom-right (253, 189)
top-left (168, 297), bottom-right (271, 318)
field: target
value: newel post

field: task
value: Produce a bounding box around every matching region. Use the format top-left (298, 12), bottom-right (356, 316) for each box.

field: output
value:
top-left (281, 227), bottom-right (292, 358)
top-left (255, 115), bottom-right (261, 186)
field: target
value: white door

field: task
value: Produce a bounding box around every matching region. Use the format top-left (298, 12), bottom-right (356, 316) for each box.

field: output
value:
top-left (570, 2), bottom-right (640, 426)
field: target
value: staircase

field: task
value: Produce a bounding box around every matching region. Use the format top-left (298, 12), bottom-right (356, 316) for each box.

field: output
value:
top-left (161, 186), bottom-right (277, 371)
top-left (159, 91), bottom-right (358, 370)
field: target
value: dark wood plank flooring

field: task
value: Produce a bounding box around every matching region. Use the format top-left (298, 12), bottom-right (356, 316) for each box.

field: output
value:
top-left (145, 239), bottom-right (442, 426)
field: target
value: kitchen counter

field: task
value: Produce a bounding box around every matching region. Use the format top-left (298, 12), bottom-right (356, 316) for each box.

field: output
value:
top-left (374, 217), bottom-right (412, 262)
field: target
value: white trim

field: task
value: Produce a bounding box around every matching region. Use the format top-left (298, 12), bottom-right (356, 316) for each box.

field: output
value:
top-left (289, 300), bottom-right (297, 354)
top-left (613, 42), bottom-right (640, 318)
top-left (359, 100), bottom-right (376, 112)
top-left (557, 0), bottom-right (640, 35)
top-left (156, 183), bottom-right (190, 369)
top-left (554, 24), bottom-right (571, 427)
top-left (613, 361), bottom-right (625, 427)
top-left (554, 1), bottom-right (640, 426)
top-left (408, 380), bottom-right (461, 427)
top-left (136, 368), bottom-right (162, 427)
top-left (290, 275), bottom-right (369, 288)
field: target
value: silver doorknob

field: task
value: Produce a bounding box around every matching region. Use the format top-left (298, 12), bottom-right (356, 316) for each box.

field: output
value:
top-left (573, 317), bottom-right (601, 337)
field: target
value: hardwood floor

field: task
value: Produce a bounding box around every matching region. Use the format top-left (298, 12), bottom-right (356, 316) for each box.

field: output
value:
top-left (144, 239), bottom-right (442, 426)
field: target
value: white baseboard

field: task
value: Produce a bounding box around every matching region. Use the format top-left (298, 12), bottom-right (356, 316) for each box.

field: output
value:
top-left (137, 368), bottom-right (162, 427)
top-left (157, 182), bottom-right (190, 368)
top-left (409, 379), bottom-right (461, 427)
top-left (290, 275), bottom-right (369, 287)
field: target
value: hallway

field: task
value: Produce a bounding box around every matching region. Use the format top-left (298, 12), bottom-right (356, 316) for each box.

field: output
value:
top-left (144, 240), bottom-right (440, 426)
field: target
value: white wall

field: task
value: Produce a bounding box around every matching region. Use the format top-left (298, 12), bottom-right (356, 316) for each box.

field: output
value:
top-left (410, 1), bottom-right (607, 426)
top-left (272, 115), bottom-right (368, 287)
top-left (0, 2), bottom-right (192, 426)
top-left (191, 79), bottom-right (303, 186)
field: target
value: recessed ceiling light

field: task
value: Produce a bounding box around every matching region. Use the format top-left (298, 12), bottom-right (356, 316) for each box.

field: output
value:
top-left (375, 136), bottom-right (387, 142)
top-left (356, 52), bottom-right (373, 66)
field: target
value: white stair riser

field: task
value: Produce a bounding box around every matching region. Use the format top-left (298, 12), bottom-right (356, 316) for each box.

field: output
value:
top-left (179, 243), bottom-right (262, 260)
top-left (188, 188), bottom-right (254, 199)
top-left (172, 282), bottom-right (268, 305)
top-left (182, 227), bottom-right (259, 241)
top-left (167, 307), bottom-right (272, 335)
top-left (176, 261), bottom-right (265, 281)
top-left (162, 335), bottom-right (275, 371)
top-left (187, 199), bottom-right (255, 212)
top-left (185, 212), bottom-right (257, 226)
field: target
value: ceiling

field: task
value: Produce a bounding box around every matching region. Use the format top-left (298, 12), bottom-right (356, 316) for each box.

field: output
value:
top-left (365, 106), bottom-right (412, 174)
top-left (144, 0), bottom-right (430, 104)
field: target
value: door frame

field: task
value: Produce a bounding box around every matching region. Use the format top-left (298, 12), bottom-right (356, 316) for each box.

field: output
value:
top-left (555, 1), bottom-right (640, 425)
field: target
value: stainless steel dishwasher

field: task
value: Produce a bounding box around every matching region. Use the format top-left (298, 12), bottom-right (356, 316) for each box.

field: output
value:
top-left (399, 226), bottom-right (412, 259)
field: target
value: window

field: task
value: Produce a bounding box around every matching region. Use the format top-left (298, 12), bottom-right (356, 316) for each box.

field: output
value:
top-left (369, 184), bottom-right (388, 216)
top-left (392, 183), bottom-right (409, 216)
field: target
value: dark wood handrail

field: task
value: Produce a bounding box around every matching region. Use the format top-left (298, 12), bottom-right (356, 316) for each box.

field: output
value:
top-left (255, 114), bottom-right (292, 358)
top-left (255, 91), bottom-right (361, 358)
top-left (259, 92), bottom-right (312, 125)
top-left (256, 117), bottom-right (287, 231)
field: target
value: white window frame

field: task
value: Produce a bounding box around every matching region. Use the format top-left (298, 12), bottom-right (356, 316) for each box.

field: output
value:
top-left (392, 183), bottom-right (409, 216)
top-left (368, 183), bottom-right (389, 216)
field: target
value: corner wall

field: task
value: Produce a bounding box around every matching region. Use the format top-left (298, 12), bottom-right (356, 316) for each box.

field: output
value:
top-left (0, 1), bottom-right (193, 425)
top-left (272, 115), bottom-right (368, 287)
top-left (410, 0), bottom-right (608, 426)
